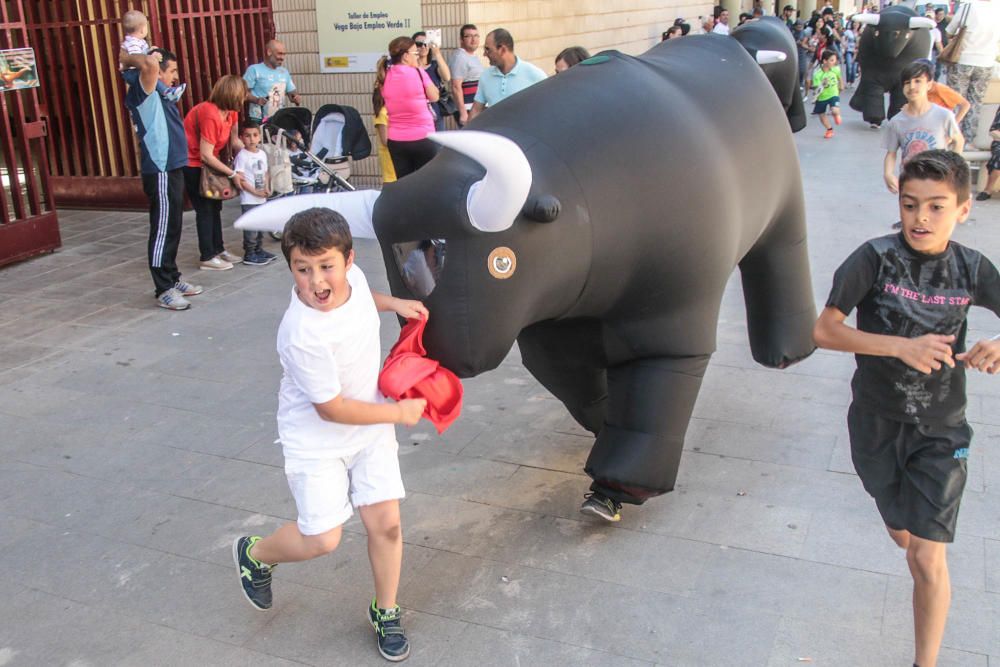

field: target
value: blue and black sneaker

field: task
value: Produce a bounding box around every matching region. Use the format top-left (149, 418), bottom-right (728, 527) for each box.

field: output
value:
top-left (233, 535), bottom-right (274, 611)
top-left (368, 598), bottom-right (410, 662)
top-left (257, 248), bottom-right (278, 263)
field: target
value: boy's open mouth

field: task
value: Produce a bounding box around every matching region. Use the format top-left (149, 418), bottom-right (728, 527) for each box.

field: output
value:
top-left (314, 289), bottom-right (332, 304)
top-left (911, 226), bottom-right (931, 238)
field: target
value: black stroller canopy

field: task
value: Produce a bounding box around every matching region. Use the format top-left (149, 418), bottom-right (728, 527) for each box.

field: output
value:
top-left (312, 104), bottom-right (372, 161)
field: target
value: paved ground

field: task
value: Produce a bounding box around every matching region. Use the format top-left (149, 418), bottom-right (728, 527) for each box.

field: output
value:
top-left (1, 103), bottom-right (1000, 667)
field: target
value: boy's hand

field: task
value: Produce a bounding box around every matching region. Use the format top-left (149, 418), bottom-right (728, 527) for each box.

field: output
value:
top-left (956, 338), bottom-right (1000, 374)
top-left (396, 398), bottom-right (427, 426)
top-left (884, 173), bottom-right (899, 194)
top-left (393, 297), bottom-right (429, 320)
top-left (896, 333), bottom-right (956, 374)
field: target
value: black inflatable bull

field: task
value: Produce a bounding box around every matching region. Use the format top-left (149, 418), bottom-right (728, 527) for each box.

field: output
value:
top-left (732, 16), bottom-right (808, 132)
top-left (238, 31), bottom-right (817, 512)
top-left (850, 6), bottom-right (935, 125)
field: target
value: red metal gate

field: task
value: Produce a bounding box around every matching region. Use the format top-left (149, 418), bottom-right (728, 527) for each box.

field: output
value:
top-left (26, 0), bottom-right (273, 209)
top-left (0, 0), bottom-right (59, 267)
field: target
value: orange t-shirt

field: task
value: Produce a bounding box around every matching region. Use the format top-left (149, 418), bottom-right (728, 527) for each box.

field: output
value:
top-left (927, 84), bottom-right (967, 114)
top-left (183, 102), bottom-right (238, 167)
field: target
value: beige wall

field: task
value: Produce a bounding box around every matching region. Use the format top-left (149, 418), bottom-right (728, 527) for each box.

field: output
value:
top-left (273, 0), bottom-right (710, 187)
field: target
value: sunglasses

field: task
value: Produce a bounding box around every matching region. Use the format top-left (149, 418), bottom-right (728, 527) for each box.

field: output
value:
top-left (415, 42), bottom-right (427, 47)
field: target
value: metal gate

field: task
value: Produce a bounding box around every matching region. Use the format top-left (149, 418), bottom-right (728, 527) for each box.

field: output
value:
top-left (0, 0), bottom-right (59, 267)
top-left (27, 0), bottom-right (273, 209)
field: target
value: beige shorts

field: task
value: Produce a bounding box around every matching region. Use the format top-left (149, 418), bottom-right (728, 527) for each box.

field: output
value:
top-left (284, 440), bottom-right (404, 536)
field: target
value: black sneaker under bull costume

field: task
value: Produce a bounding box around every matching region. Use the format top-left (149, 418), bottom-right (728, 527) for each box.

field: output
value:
top-left (237, 19), bottom-right (818, 521)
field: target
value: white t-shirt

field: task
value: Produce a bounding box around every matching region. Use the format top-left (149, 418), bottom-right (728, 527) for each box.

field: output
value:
top-left (276, 264), bottom-right (395, 460)
top-left (233, 148), bottom-right (268, 205)
top-left (712, 22), bottom-right (731, 35)
top-left (946, 0), bottom-right (1000, 68)
top-left (881, 104), bottom-right (962, 163)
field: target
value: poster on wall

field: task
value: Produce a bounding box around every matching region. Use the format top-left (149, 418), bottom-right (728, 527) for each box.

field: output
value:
top-left (317, 1), bottom-right (422, 73)
top-left (0, 48), bottom-right (39, 92)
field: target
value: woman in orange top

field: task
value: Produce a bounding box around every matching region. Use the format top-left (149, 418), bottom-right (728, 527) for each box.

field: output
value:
top-left (183, 75), bottom-right (246, 271)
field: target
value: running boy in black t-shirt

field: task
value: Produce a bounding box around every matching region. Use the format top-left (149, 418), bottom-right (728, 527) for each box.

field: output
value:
top-left (814, 150), bottom-right (1000, 667)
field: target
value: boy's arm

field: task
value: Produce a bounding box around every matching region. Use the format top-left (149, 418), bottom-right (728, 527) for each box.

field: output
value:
top-left (313, 394), bottom-right (426, 426)
top-left (813, 306), bottom-right (956, 374)
top-left (372, 290), bottom-right (429, 319)
top-left (883, 150), bottom-right (899, 193)
top-left (949, 129), bottom-right (965, 153)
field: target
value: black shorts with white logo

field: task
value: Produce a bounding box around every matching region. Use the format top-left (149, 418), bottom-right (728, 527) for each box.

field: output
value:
top-left (848, 402), bottom-right (972, 543)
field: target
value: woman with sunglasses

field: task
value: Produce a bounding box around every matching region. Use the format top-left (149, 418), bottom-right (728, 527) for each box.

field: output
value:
top-left (377, 36), bottom-right (440, 178)
top-left (411, 31), bottom-right (452, 132)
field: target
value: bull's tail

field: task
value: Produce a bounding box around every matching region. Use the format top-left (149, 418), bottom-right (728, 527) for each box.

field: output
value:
top-left (738, 190), bottom-right (816, 368)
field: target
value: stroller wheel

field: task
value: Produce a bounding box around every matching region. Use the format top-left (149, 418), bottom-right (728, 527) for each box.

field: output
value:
top-left (269, 231), bottom-right (283, 241)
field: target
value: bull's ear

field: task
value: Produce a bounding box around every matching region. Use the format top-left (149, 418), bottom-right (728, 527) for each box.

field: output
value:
top-left (522, 194), bottom-right (561, 222)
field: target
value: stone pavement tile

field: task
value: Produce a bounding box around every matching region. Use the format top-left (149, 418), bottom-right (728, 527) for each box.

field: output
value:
top-left (882, 576), bottom-right (1000, 657)
top-left (953, 489), bottom-right (1000, 542)
top-left (404, 550), bottom-right (780, 665)
top-left (399, 448), bottom-right (520, 500)
top-left (987, 539), bottom-right (1000, 595)
top-left (234, 433), bottom-right (285, 467)
top-left (974, 396), bottom-right (1000, 426)
top-left (677, 451), bottom-right (875, 516)
top-left (691, 547), bottom-right (887, 633)
top-left (396, 417), bottom-right (491, 455)
top-left (703, 364), bottom-right (851, 409)
top-left (154, 455), bottom-right (295, 517)
top-left (22, 322), bottom-right (110, 350)
top-left (0, 341), bottom-right (60, 373)
top-left (685, 417), bottom-right (838, 470)
top-left (799, 509), bottom-right (986, 591)
top-left (767, 615), bottom-right (988, 667)
top-left (435, 623), bottom-right (655, 667)
top-left (0, 295), bottom-right (62, 323)
top-left (0, 588), bottom-right (304, 667)
top-left (459, 425), bottom-right (590, 474)
top-left (401, 492), bottom-right (713, 597)
top-left (0, 513), bottom-right (46, 551)
top-left (73, 304), bottom-right (159, 330)
top-left (826, 434), bottom-right (855, 474)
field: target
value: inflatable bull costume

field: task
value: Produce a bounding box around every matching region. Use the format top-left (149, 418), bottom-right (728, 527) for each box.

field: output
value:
top-left (849, 6), bottom-right (936, 125)
top-left (239, 26), bottom-right (817, 515)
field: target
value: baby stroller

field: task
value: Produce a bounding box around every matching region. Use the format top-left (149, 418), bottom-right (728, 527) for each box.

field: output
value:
top-left (262, 104), bottom-right (372, 238)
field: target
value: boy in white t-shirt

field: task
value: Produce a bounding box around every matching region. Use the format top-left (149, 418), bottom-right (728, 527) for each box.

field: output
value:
top-left (233, 207), bottom-right (428, 662)
top-left (233, 122), bottom-right (276, 266)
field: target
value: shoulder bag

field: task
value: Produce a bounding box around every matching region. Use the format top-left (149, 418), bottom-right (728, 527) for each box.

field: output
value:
top-left (198, 108), bottom-right (238, 201)
top-left (937, 4), bottom-right (968, 66)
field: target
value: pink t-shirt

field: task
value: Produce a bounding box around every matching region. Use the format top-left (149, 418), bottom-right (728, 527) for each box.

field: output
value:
top-left (382, 65), bottom-right (434, 142)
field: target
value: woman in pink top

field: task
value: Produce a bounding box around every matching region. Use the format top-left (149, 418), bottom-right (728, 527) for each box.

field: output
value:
top-left (377, 36), bottom-right (440, 178)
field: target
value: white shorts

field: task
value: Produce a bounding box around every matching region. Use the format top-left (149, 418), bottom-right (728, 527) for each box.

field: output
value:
top-left (284, 440), bottom-right (404, 536)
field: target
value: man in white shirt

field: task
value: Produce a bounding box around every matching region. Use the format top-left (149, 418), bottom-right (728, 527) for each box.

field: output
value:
top-left (945, 0), bottom-right (1000, 144)
top-left (712, 9), bottom-right (731, 34)
top-left (448, 24), bottom-right (482, 127)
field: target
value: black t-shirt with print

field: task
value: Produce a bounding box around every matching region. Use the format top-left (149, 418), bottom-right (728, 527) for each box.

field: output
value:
top-left (827, 233), bottom-right (1000, 425)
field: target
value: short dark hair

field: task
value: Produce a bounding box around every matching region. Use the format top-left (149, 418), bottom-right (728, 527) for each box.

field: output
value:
top-left (148, 48), bottom-right (176, 71)
top-left (821, 49), bottom-right (837, 62)
top-left (784, 4), bottom-right (795, 11)
top-left (488, 28), bottom-right (514, 51)
top-left (460, 24), bottom-right (477, 39)
top-left (556, 45), bottom-right (590, 66)
top-left (239, 120), bottom-right (261, 135)
top-left (281, 208), bottom-right (353, 265)
top-left (680, 22), bottom-right (691, 35)
top-left (900, 59), bottom-right (934, 85)
top-left (899, 150), bottom-right (971, 204)
top-left (411, 30), bottom-right (426, 41)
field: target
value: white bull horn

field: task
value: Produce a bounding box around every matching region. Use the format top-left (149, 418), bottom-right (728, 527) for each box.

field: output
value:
top-left (755, 50), bottom-right (787, 65)
top-left (429, 130), bottom-right (532, 233)
top-left (851, 13), bottom-right (881, 25)
top-left (909, 16), bottom-right (936, 29)
top-left (233, 190), bottom-right (380, 239)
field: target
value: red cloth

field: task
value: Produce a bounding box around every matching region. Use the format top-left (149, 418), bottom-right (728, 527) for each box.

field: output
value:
top-left (379, 316), bottom-right (463, 434)
top-left (184, 102), bottom-right (238, 167)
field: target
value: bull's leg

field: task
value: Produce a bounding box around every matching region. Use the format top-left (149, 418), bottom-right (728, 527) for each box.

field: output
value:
top-left (738, 195), bottom-right (817, 369)
top-left (585, 354), bottom-right (710, 505)
top-left (517, 318), bottom-right (607, 434)
top-left (850, 81), bottom-right (886, 125)
top-left (886, 85), bottom-right (906, 121)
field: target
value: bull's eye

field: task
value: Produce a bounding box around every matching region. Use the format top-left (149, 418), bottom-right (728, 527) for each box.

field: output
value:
top-left (488, 247), bottom-right (517, 280)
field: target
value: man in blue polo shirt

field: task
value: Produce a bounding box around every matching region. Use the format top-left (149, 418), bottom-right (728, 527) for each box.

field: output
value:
top-left (468, 28), bottom-right (546, 121)
top-left (121, 48), bottom-right (202, 310)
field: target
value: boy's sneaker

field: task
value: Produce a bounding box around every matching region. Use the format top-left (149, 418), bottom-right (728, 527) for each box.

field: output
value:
top-left (823, 129), bottom-right (834, 139)
top-left (200, 256), bottom-right (233, 271)
top-left (233, 536), bottom-right (274, 611)
top-left (174, 280), bottom-right (203, 296)
top-left (243, 250), bottom-right (270, 266)
top-left (156, 288), bottom-right (191, 311)
top-left (368, 598), bottom-right (410, 662)
top-left (580, 491), bottom-right (622, 522)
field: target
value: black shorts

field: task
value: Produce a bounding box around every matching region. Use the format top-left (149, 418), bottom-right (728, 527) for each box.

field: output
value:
top-left (848, 402), bottom-right (972, 543)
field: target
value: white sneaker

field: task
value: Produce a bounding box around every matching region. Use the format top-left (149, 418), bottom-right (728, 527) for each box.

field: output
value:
top-left (200, 256), bottom-right (234, 271)
top-left (174, 280), bottom-right (203, 296)
top-left (156, 288), bottom-right (191, 310)
top-left (217, 250), bottom-right (243, 264)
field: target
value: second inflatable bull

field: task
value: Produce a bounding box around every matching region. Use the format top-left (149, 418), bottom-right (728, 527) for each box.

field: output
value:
top-left (239, 32), bottom-right (818, 516)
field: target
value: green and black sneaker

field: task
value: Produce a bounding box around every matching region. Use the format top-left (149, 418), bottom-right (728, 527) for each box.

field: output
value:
top-left (233, 535), bottom-right (274, 611)
top-left (368, 597), bottom-right (410, 662)
top-left (580, 491), bottom-right (622, 522)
